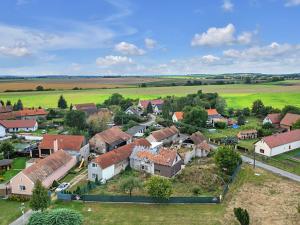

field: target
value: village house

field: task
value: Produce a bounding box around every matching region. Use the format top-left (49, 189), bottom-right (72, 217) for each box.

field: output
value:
top-left (10, 150), bottom-right (76, 196)
top-left (125, 106), bottom-right (143, 117)
top-left (0, 120), bottom-right (38, 136)
top-left (280, 113), bottom-right (300, 131)
top-left (73, 103), bottom-right (98, 115)
top-left (15, 108), bottom-right (48, 120)
top-left (237, 129), bottom-right (258, 140)
top-left (88, 139), bottom-right (151, 182)
top-left (180, 132), bottom-right (213, 164)
top-left (89, 126), bottom-right (132, 154)
top-left (263, 113), bottom-right (281, 126)
top-left (255, 129), bottom-right (300, 157)
top-left (146, 126), bottom-right (179, 145)
top-left (172, 112), bottom-right (184, 122)
top-left (126, 125), bottom-right (146, 138)
top-left (38, 134), bottom-right (89, 161)
top-left (138, 99), bottom-right (164, 114)
top-left (206, 109), bottom-right (223, 125)
top-left (130, 146), bottom-right (183, 178)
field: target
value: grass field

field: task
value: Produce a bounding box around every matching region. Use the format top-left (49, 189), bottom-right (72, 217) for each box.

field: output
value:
top-left (0, 157), bottom-right (26, 183)
top-left (0, 200), bottom-right (29, 225)
top-left (0, 82), bottom-right (300, 109)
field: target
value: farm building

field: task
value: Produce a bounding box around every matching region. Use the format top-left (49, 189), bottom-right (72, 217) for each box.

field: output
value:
top-left (73, 103), bottom-right (98, 115)
top-left (0, 159), bottom-right (13, 172)
top-left (180, 132), bottom-right (213, 164)
top-left (89, 126), bottom-right (132, 154)
top-left (138, 99), bottom-right (164, 114)
top-left (10, 150), bottom-right (76, 196)
top-left (255, 129), bottom-right (300, 157)
top-left (280, 113), bottom-right (300, 131)
top-left (146, 126), bottom-right (179, 144)
top-left (263, 113), bottom-right (281, 126)
top-left (38, 134), bottom-right (89, 161)
top-left (0, 120), bottom-right (38, 134)
top-left (237, 130), bottom-right (258, 140)
top-left (130, 147), bottom-right (183, 177)
top-left (88, 139), bottom-right (151, 182)
top-left (15, 108), bottom-right (48, 120)
top-left (172, 112), bottom-right (184, 122)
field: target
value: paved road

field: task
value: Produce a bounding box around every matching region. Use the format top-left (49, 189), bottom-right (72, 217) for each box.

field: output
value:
top-left (10, 210), bottom-right (32, 225)
top-left (242, 155), bottom-right (300, 183)
top-left (141, 114), bottom-right (156, 127)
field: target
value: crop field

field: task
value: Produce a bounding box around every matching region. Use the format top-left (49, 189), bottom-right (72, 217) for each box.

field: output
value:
top-left (0, 80), bottom-right (299, 109)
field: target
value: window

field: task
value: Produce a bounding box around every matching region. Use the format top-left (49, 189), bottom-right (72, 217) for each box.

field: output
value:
top-left (19, 185), bottom-right (26, 191)
top-left (92, 173), bottom-right (97, 179)
top-left (260, 149), bottom-right (264, 154)
top-left (92, 163), bottom-right (97, 167)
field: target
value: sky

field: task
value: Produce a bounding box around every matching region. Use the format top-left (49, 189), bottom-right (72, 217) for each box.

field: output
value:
top-left (0, 0), bottom-right (300, 75)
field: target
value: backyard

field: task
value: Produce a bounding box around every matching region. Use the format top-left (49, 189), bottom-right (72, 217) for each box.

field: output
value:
top-left (0, 157), bottom-right (26, 183)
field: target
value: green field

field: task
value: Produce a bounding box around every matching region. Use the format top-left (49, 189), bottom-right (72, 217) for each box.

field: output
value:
top-left (0, 82), bottom-right (299, 109)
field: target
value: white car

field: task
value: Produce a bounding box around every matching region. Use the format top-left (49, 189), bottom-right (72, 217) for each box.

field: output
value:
top-left (55, 182), bottom-right (70, 192)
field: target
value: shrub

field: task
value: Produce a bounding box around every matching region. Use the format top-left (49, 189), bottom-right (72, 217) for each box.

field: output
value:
top-left (145, 176), bottom-right (173, 199)
top-left (234, 207), bottom-right (250, 225)
top-left (192, 187), bottom-right (201, 195)
top-left (215, 121), bottom-right (226, 129)
top-left (214, 146), bottom-right (242, 175)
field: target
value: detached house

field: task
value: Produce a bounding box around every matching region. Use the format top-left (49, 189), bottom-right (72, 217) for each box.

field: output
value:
top-left (263, 113), bottom-right (281, 126)
top-left (206, 109), bottom-right (222, 125)
top-left (130, 147), bottom-right (183, 177)
top-left (172, 112), bottom-right (184, 122)
top-left (89, 127), bottom-right (132, 154)
top-left (280, 113), bottom-right (300, 131)
top-left (125, 106), bottom-right (143, 117)
top-left (88, 139), bottom-right (151, 182)
top-left (255, 129), bottom-right (300, 157)
top-left (147, 126), bottom-right (179, 145)
top-left (138, 99), bottom-right (164, 114)
top-left (38, 134), bottom-right (89, 161)
top-left (10, 150), bottom-right (76, 196)
top-left (0, 120), bottom-right (38, 135)
top-left (73, 103), bottom-right (98, 115)
top-left (15, 108), bottom-right (48, 120)
top-left (237, 129), bottom-right (258, 140)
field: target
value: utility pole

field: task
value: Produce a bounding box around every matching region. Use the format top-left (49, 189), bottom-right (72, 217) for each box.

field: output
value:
top-left (253, 151), bottom-right (256, 169)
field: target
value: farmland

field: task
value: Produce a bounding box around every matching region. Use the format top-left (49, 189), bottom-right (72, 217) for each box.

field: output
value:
top-left (0, 80), bottom-right (300, 108)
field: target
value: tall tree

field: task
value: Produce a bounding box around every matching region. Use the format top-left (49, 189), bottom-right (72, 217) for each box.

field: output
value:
top-left (237, 115), bottom-right (246, 126)
top-left (146, 102), bottom-right (153, 114)
top-left (57, 95), bottom-right (67, 109)
top-left (6, 100), bottom-right (12, 106)
top-left (145, 176), bottom-right (173, 199)
top-left (16, 99), bottom-right (23, 110)
top-left (30, 180), bottom-right (51, 212)
top-left (64, 110), bottom-right (86, 130)
top-left (214, 146), bottom-right (241, 175)
top-left (183, 106), bottom-right (208, 127)
top-left (0, 141), bottom-right (14, 159)
top-left (251, 100), bottom-right (265, 116)
top-left (119, 177), bottom-right (142, 197)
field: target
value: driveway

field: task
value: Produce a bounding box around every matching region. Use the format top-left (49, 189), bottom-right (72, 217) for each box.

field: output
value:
top-left (10, 210), bottom-right (32, 225)
top-left (140, 114), bottom-right (156, 127)
top-left (242, 155), bottom-right (300, 183)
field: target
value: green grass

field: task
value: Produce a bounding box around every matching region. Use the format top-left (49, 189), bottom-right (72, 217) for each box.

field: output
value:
top-left (0, 157), bottom-right (26, 183)
top-left (0, 200), bottom-right (29, 225)
top-left (0, 83), bottom-right (299, 108)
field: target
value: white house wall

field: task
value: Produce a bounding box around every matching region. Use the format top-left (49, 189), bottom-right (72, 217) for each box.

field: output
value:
top-left (102, 165), bottom-right (115, 180)
top-left (255, 140), bottom-right (300, 157)
top-left (0, 125), bottom-right (6, 137)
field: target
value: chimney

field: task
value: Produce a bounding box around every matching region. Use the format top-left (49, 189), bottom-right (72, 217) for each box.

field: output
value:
top-left (53, 139), bottom-right (58, 152)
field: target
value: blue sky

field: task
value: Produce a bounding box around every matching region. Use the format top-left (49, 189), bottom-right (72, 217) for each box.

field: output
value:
top-left (0, 0), bottom-right (300, 75)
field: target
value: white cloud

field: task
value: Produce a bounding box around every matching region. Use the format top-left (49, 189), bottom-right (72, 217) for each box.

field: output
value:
top-left (96, 55), bottom-right (133, 67)
top-left (0, 46), bottom-right (30, 57)
top-left (144, 38), bottom-right (157, 49)
top-left (285, 0), bottom-right (300, 7)
top-left (237, 32), bottom-right (253, 44)
top-left (191, 24), bottom-right (235, 46)
top-left (114, 42), bottom-right (145, 55)
top-left (222, 0), bottom-right (234, 12)
top-left (201, 54), bottom-right (220, 63)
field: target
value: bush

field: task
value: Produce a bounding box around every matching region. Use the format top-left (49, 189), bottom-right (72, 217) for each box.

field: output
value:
top-left (192, 187), bottom-right (202, 195)
top-left (51, 180), bottom-right (59, 188)
top-left (214, 146), bottom-right (242, 175)
top-left (8, 195), bottom-right (30, 202)
top-left (145, 176), bottom-right (173, 199)
top-left (234, 207), bottom-right (250, 225)
top-left (215, 121), bottom-right (226, 129)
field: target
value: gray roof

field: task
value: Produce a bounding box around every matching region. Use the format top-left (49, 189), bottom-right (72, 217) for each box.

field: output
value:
top-left (0, 159), bottom-right (13, 167)
top-left (126, 125), bottom-right (146, 135)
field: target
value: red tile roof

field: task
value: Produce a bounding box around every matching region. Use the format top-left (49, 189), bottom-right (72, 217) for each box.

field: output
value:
top-left (15, 108), bottom-right (48, 117)
top-left (206, 109), bottom-right (219, 116)
top-left (91, 127), bottom-right (132, 145)
top-left (23, 150), bottom-right (74, 183)
top-left (174, 112), bottom-right (184, 121)
top-left (139, 99), bottom-right (164, 109)
top-left (74, 103), bottom-right (97, 114)
top-left (0, 112), bottom-right (16, 120)
top-left (133, 138), bottom-right (151, 147)
top-left (39, 134), bottom-right (85, 152)
top-left (150, 126), bottom-right (179, 142)
top-left (280, 113), bottom-right (300, 127)
top-left (0, 120), bottom-right (37, 128)
top-left (136, 148), bottom-right (178, 166)
top-left (265, 113), bottom-right (281, 124)
top-left (261, 129), bottom-right (300, 148)
top-left (190, 132), bottom-right (207, 145)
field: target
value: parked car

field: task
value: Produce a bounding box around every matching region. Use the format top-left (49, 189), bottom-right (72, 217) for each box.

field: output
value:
top-left (55, 182), bottom-right (70, 192)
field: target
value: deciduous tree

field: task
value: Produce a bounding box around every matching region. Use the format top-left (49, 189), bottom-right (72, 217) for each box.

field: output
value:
top-left (145, 176), bottom-right (173, 199)
top-left (214, 146), bottom-right (241, 175)
top-left (30, 180), bottom-right (50, 212)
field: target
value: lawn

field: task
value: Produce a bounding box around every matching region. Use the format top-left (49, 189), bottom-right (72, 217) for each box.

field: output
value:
top-left (0, 82), bottom-right (300, 109)
top-left (0, 200), bottom-right (29, 225)
top-left (0, 157), bottom-right (26, 183)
